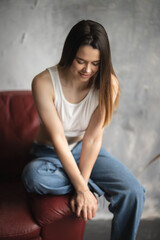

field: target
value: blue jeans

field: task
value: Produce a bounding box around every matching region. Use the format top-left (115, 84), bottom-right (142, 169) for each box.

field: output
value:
top-left (22, 141), bottom-right (145, 240)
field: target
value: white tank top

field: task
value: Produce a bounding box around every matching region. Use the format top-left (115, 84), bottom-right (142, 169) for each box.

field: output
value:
top-left (47, 65), bottom-right (99, 150)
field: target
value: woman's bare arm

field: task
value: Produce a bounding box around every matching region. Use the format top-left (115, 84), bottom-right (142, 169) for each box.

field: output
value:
top-left (79, 74), bottom-right (119, 183)
top-left (70, 75), bottom-right (119, 220)
top-left (78, 106), bottom-right (104, 183)
top-left (32, 72), bottom-right (88, 193)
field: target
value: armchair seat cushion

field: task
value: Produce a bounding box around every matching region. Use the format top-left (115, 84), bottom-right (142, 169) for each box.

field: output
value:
top-left (0, 182), bottom-right (41, 240)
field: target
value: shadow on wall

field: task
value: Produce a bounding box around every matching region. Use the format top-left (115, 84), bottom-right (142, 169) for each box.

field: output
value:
top-left (137, 154), bottom-right (160, 178)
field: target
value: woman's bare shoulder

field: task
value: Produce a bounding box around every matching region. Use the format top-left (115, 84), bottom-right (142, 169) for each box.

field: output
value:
top-left (111, 74), bottom-right (119, 88)
top-left (32, 69), bottom-right (54, 97)
top-left (111, 73), bottom-right (120, 104)
top-left (32, 69), bottom-right (50, 84)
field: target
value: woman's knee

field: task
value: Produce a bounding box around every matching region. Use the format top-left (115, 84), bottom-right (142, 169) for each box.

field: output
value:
top-left (124, 178), bottom-right (145, 205)
top-left (132, 182), bottom-right (145, 202)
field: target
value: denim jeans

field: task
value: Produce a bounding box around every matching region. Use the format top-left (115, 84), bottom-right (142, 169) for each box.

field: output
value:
top-left (22, 141), bottom-right (145, 240)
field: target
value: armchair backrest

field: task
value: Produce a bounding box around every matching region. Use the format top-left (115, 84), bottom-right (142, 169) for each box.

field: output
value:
top-left (0, 91), bottom-right (40, 181)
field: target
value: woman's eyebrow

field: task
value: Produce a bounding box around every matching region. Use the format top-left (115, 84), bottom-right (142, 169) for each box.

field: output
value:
top-left (76, 57), bottom-right (100, 62)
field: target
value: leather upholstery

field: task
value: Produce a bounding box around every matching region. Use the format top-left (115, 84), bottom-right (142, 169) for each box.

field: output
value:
top-left (0, 182), bottom-right (41, 240)
top-left (0, 91), bottom-right (39, 181)
top-left (0, 91), bottom-right (85, 240)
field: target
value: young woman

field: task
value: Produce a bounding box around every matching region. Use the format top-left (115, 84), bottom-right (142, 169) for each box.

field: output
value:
top-left (22, 20), bottom-right (145, 240)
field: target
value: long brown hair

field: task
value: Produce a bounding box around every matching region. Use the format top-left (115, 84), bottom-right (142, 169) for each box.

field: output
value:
top-left (58, 20), bottom-right (120, 126)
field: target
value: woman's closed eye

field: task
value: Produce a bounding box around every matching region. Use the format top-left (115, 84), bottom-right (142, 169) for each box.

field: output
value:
top-left (76, 59), bottom-right (85, 64)
top-left (92, 62), bottom-right (100, 66)
top-left (76, 59), bottom-right (100, 66)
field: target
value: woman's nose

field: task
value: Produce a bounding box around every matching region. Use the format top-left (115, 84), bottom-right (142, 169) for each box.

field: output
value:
top-left (83, 64), bottom-right (91, 73)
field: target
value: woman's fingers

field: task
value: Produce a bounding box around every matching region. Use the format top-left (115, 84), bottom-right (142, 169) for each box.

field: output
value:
top-left (76, 204), bottom-right (82, 217)
top-left (70, 196), bottom-right (76, 213)
top-left (82, 206), bottom-right (88, 221)
top-left (92, 203), bottom-right (97, 218)
top-left (70, 195), bottom-right (77, 213)
top-left (87, 207), bottom-right (93, 220)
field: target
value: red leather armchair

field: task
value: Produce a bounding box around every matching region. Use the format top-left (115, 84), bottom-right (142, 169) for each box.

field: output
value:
top-left (0, 91), bottom-right (85, 240)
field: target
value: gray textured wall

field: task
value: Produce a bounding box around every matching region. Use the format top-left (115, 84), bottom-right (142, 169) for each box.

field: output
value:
top-left (0, 0), bottom-right (160, 219)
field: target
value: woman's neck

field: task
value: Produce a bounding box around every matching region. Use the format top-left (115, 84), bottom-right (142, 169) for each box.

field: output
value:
top-left (58, 66), bottom-right (90, 91)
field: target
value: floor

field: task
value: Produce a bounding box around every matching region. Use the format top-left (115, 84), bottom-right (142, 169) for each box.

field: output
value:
top-left (83, 218), bottom-right (160, 240)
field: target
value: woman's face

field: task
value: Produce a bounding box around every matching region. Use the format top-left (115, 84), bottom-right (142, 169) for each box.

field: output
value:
top-left (69, 45), bottom-right (100, 82)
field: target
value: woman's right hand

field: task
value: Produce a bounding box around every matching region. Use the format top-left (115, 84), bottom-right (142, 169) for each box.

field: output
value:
top-left (70, 189), bottom-right (98, 221)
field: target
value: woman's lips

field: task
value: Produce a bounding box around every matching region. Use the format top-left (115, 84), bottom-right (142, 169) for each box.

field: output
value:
top-left (79, 72), bottom-right (90, 78)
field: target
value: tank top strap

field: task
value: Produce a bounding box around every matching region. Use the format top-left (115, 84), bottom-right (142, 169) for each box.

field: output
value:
top-left (47, 65), bottom-right (61, 105)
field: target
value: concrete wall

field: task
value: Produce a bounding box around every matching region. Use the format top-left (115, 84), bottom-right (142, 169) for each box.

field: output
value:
top-left (0, 0), bottom-right (160, 219)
